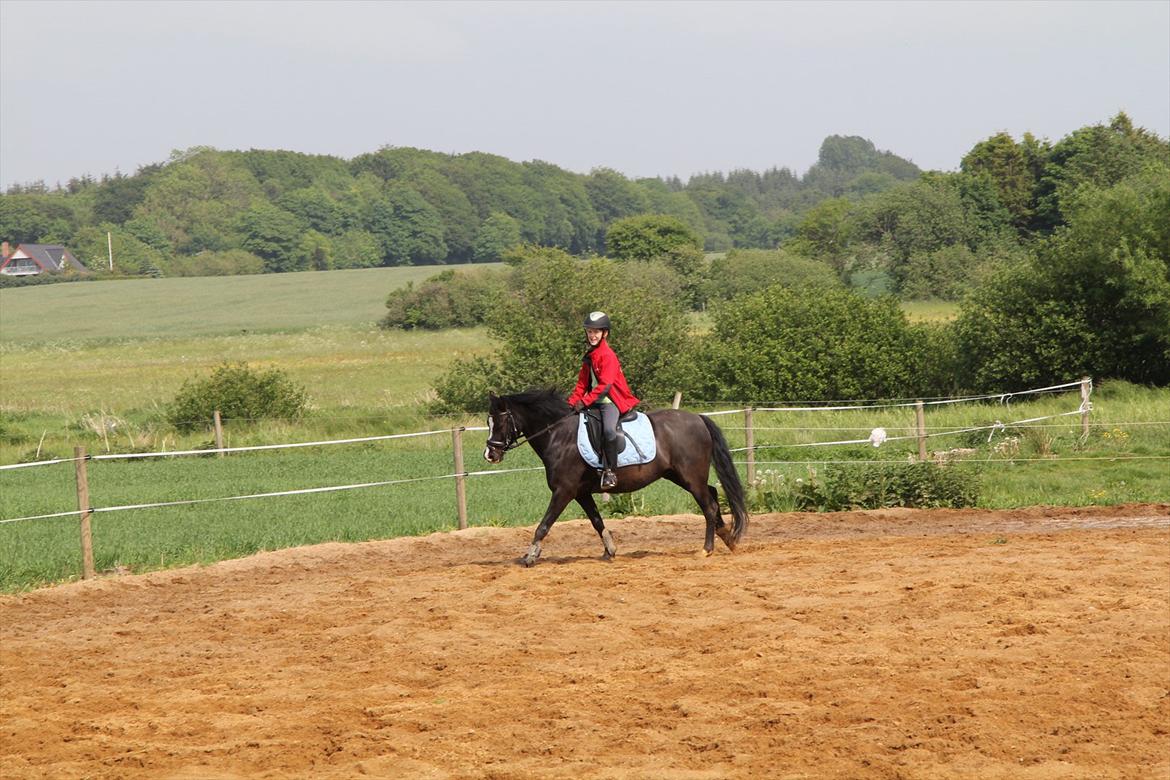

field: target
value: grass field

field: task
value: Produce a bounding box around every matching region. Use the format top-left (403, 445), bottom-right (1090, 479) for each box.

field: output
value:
top-left (1, 271), bottom-right (1166, 591)
top-left (900, 299), bottom-right (960, 322)
top-left (0, 265), bottom-right (492, 343)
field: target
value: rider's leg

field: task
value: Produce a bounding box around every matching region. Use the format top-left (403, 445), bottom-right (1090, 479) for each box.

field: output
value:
top-left (600, 403), bottom-right (619, 488)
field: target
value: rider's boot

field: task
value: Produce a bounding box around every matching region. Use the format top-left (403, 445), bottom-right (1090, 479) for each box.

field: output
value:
top-left (600, 438), bottom-right (618, 490)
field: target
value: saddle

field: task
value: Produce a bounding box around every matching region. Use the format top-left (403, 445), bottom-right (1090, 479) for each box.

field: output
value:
top-left (576, 408), bottom-right (657, 469)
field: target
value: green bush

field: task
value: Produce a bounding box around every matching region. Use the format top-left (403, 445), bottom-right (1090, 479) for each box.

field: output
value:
top-left (750, 462), bottom-right (980, 512)
top-left (167, 362), bottom-right (309, 432)
top-left (380, 267), bottom-right (510, 330)
top-left (695, 284), bottom-right (946, 402)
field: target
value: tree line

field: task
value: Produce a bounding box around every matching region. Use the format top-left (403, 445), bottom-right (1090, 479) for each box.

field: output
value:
top-left (3, 131), bottom-right (927, 280)
top-left (3, 114), bottom-right (1164, 304)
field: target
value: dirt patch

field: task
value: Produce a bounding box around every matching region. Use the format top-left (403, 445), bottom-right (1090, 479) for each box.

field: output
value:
top-left (2, 504), bottom-right (1168, 779)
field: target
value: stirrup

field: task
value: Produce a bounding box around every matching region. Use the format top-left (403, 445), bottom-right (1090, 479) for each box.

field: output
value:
top-left (600, 469), bottom-right (617, 489)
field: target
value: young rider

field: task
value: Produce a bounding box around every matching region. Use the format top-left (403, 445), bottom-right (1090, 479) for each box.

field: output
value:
top-left (567, 311), bottom-right (639, 489)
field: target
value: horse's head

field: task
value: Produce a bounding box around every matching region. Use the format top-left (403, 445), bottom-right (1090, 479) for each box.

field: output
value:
top-left (483, 392), bottom-right (519, 464)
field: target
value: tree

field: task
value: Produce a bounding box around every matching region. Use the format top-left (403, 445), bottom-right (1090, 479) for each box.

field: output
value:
top-left (238, 203), bottom-right (308, 272)
top-left (1033, 112), bottom-right (1170, 231)
top-left (472, 212), bottom-right (522, 263)
top-left (331, 229), bottom-right (383, 269)
top-left (790, 197), bottom-right (856, 279)
top-left (605, 214), bottom-right (702, 262)
top-left (585, 167), bottom-right (651, 237)
top-left (364, 183), bottom-right (447, 266)
top-left (293, 230), bottom-right (333, 271)
top-left (133, 148), bottom-right (263, 253)
top-left (0, 195), bottom-right (77, 244)
top-left (91, 165), bottom-right (162, 225)
top-left (606, 214), bottom-right (705, 306)
top-left (956, 168), bottom-right (1170, 389)
top-left (432, 246), bottom-right (692, 412)
top-left (961, 131), bottom-right (1048, 232)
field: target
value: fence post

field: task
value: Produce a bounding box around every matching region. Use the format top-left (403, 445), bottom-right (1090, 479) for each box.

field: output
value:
top-left (1080, 376), bottom-right (1092, 439)
top-left (915, 401), bottom-right (928, 462)
top-left (73, 446), bottom-right (96, 580)
top-left (744, 407), bottom-right (755, 485)
top-left (452, 427), bottom-right (468, 530)
top-left (672, 391), bottom-right (682, 410)
top-left (213, 410), bottom-right (225, 457)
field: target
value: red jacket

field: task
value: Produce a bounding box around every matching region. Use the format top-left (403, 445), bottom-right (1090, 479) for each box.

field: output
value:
top-left (567, 338), bottom-right (640, 414)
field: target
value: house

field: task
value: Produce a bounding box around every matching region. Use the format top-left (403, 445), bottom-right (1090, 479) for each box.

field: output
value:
top-left (0, 241), bottom-right (88, 276)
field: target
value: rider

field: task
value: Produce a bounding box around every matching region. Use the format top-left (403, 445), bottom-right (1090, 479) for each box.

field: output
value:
top-left (567, 311), bottom-right (639, 490)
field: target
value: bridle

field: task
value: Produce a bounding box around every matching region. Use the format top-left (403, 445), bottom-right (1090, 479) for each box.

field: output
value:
top-left (486, 405), bottom-right (571, 454)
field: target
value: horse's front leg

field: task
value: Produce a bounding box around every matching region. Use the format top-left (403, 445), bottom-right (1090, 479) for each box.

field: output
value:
top-left (577, 492), bottom-right (616, 560)
top-left (522, 488), bottom-right (574, 567)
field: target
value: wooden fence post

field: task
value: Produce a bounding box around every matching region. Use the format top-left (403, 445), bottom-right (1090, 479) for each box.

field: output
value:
top-left (915, 401), bottom-right (928, 462)
top-left (213, 410), bottom-right (225, 457)
top-left (672, 391), bottom-right (682, 410)
top-left (74, 446), bottom-right (95, 580)
top-left (1080, 377), bottom-right (1092, 439)
top-left (452, 427), bottom-right (468, 530)
top-left (744, 407), bottom-right (755, 485)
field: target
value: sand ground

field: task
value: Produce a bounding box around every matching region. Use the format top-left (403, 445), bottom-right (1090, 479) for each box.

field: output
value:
top-left (2, 504), bottom-right (1168, 779)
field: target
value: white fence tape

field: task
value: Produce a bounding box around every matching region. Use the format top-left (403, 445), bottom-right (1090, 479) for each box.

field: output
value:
top-left (0, 466), bottom-right (544, 525)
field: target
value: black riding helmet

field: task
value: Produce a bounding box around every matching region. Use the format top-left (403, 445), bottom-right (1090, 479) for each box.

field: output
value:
top-left (583, 311), bottom-right (611, 331)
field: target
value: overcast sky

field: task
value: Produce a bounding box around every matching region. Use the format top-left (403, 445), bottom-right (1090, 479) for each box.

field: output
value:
top-left (2, 0), bottom-right (1167, 190)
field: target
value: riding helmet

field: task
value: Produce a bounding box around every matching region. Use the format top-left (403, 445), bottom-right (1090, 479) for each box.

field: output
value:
top-left (584, 311), bottom-right (611, 331)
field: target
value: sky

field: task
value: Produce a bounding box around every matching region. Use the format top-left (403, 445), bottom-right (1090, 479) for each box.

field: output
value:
top-left (1, 0), bottom-right (1167, 190)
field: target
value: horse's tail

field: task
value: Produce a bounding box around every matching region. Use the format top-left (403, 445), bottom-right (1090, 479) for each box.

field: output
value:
top-left (702, 415), bottom-right (749, 544)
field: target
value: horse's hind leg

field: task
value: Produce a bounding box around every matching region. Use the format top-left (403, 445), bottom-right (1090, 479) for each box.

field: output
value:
top-left (666, 471), bottom-right (727, 556)
top-left (710, 485), bottom-right (738, 551)
top-left (578, 492), bottom-right (616, 560)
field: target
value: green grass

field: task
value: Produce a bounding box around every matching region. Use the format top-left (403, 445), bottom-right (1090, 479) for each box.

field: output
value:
top-left (900, 300), bottom-right (960, 322)
top-left (0, 265), bottom-right (497, 343)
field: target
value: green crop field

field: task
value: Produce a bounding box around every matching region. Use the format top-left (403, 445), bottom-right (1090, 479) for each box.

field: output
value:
top-left (1, 270), bottom-right (1167, 591)
top-left (0, 265), bottom-right (485, 342)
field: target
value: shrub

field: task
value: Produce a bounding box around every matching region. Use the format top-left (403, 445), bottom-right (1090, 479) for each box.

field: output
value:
top-left (750, 462), bottom-right (981, 512)
top-left (380, 267), bottom-right (511, 330)
top-left (168, 362), bottom-right (308, 432)
top-left (696, 284), bottom-right (946, 402)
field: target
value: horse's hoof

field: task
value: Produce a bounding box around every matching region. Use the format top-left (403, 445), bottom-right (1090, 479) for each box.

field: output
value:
top-left (519, 543), bottom-right (541, 567)
top-left (601, 529), bottom-right (617, 559)
top-left (696, 548), bottom-right (714, 558)
top-left (716, 529), bottom-right (737, 552)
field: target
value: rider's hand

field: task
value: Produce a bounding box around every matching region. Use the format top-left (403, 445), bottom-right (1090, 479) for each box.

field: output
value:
top-left (572, 401), bottom-right (585, 413)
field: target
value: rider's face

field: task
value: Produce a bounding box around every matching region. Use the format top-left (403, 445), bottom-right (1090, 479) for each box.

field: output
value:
top-left (585, 328), bottom-right (605, 346)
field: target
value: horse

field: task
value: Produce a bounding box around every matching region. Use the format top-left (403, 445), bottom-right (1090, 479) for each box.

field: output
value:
top-left (483, 389), bottom-right (749, 566)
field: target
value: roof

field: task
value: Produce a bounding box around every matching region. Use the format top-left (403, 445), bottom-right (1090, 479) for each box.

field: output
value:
top-left (0, 244), bottom-right (88, 273)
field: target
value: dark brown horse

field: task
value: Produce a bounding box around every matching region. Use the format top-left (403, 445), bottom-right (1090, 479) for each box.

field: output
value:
top-left (484, 390), bottom-right (748, 566)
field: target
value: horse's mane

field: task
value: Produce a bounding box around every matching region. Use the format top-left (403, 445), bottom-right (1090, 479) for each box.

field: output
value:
top-left (505, 388), bottom-right (570, 422)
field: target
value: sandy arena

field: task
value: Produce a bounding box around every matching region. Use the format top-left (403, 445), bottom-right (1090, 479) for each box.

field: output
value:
top-left (2, 504), bottom-right (1168, 779)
